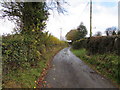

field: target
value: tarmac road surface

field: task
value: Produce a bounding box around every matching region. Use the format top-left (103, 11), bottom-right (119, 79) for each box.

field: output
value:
top-left (45, 47), bottom-right (116, 88)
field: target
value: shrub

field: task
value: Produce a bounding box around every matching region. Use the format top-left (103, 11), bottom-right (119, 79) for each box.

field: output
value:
top-left (72, 38), bottom-right (87, 49)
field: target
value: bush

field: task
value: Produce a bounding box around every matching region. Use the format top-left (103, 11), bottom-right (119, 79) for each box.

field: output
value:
top-left (72, 38), bottom-right (87, 49)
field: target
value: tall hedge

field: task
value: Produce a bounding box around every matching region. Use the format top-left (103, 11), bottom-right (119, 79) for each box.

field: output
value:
top-left (2, 33), bottom-right (67, 75)
top-left (72, 36), bottom-right (120, 55)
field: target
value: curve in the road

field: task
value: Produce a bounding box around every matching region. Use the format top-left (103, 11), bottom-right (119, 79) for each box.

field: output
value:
top-left (45, 47), bottom-right (116, 88)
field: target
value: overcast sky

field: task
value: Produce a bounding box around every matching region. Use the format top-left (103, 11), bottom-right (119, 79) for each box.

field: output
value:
top-left (0, 0), bottom-right (118, 39)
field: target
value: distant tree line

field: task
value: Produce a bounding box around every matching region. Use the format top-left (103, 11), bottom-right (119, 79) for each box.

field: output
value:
top-left (105, 27), bottom-right (120, 36)
top-left (95, 26), bottom-right (119, 37)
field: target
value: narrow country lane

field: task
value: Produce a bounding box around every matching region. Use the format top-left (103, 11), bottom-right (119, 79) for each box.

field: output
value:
top-left (45, 47), bottom-right (116, 88)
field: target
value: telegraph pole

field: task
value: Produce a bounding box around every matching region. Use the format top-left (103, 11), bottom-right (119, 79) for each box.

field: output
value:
top-left (90, 0), bottom-right (92, 37)
top-left (60, 28), bottom-right (62, 40)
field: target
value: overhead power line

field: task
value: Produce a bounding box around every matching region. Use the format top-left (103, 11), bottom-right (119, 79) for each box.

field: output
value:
top-left (80, 2), bottom-right (89, 16)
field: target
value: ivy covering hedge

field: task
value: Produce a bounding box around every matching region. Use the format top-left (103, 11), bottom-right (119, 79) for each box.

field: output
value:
top-left (72, 35), bottom-right (120, 55)
top-left (2, 32), bottom-right (67, 75)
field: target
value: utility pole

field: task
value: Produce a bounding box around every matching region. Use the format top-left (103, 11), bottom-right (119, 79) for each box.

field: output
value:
top-left (90, 0), bottom-right (92, 37)
top-left (60, 28), bottom-right (62, 40)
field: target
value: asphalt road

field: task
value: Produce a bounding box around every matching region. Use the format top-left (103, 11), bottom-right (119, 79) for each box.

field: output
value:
top-left (45, 47), bottom-right (116, 88)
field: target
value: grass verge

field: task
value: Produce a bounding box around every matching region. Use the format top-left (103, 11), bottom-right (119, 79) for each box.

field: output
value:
top-left (71, 48), bottom-right (120, 87)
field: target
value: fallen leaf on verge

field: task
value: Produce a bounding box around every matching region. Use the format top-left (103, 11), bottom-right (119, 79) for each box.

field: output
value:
top-left (47, 84), bottom-right (52, 88)
top-left (43, 81), bottom-right (47, 83)
top-left (43, 68), bottom-right (46, 71)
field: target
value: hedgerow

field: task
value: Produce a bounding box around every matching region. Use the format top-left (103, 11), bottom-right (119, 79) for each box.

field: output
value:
top-left (2, 32), bottom-right (67, 75)
top-left (72, 35), bottom-right (120, 55)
